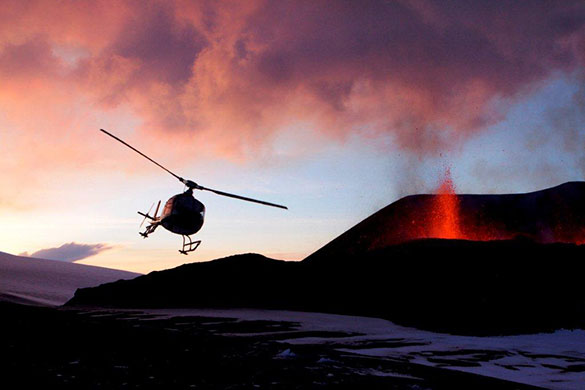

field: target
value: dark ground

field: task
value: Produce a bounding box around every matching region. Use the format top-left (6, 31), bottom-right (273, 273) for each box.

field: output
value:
top-left (1, 302), bottom-right (546, 389)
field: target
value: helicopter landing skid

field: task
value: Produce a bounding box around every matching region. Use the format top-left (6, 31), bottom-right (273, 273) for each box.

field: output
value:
top-left (179, 235), bottom-right (201, 255)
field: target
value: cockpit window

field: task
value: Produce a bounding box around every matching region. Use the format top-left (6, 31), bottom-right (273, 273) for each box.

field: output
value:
top-left (163, 198), bottom-right (174, 216)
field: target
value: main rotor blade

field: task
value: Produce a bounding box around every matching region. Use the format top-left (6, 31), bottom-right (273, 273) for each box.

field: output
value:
top-left (100, 129), bottom-right (287, 210)
top-left (199, 186), bottom-right (288, 210)
top-left (100, 129), bottom-right (183, 182)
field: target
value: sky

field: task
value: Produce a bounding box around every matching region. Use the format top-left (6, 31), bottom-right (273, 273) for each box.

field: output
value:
top-left (1, 0), bottom-right (584, 273)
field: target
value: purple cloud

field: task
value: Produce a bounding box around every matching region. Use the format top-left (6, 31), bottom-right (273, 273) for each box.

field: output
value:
top-left (22, 242), bottom-right (113, 262)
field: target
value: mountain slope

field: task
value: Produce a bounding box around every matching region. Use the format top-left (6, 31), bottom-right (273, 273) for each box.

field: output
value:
top-left (305, 181), bottom-right (585, 264)
top-left (0, 251), bottom-right (140, 306)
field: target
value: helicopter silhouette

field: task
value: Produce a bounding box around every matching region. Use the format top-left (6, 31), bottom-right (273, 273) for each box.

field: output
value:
top-left (100, 129), bottom-right (287, 255)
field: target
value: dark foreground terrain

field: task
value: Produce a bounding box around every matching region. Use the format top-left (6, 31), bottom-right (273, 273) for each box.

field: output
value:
top-left (1, 302), bottom-right (546, 389)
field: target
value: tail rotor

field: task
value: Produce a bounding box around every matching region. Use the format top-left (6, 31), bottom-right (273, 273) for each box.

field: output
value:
top-left (153, 200), bottom-right (161, 220)
top-left (139, 203), bottom-right (155, 228)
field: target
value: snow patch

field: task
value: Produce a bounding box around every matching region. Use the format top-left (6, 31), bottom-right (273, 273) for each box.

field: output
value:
top-left (275, 348), bottom-right (296, 359)
top-left (137, 308), bottom-right (585, 390)
top-left (0, 251), bottom-right (140, 306)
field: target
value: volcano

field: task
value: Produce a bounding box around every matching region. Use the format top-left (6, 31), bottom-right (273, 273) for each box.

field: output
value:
top-left (306, 181), bottom-right (585, 264)
top-left (67, 182), bottom-right (585, 335)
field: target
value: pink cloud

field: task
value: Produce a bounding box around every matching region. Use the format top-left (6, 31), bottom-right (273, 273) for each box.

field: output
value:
top-left (176, 1), bottom-right (584, 156)
top-left (0, 0), bottom-right (584, 207)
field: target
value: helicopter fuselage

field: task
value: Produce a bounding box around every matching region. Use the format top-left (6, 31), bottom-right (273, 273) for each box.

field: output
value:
top-left (159, 191), bottom-right (205, 236)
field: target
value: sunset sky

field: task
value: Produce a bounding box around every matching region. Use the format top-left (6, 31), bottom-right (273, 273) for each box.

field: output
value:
top-left (1, 1), bottom-right (584, 273)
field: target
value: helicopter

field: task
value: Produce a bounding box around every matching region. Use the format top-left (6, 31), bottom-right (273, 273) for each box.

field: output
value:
top-left (100, 129), bottom-right (287, 255)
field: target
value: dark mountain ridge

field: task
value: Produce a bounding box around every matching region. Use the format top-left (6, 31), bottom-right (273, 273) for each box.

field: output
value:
top-left (67, 182), bottom-right (585, 335)
top-left (67, 239), bottom-right (585, 335)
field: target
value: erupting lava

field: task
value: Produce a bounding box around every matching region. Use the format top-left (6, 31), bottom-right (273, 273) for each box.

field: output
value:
top-left (320, 180), bottom-right (585, 260)
top-left (424, 167), bottom-right (502, 242)
top-left (423, 169), bottom-right (585, 244)
top-left (365, 178), bottom-right (585, 253)
top-left (428, 168), bottom-right (463, 239)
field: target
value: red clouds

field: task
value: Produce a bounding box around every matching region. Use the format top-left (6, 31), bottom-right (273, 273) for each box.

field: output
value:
top-left (182, 0), bottom-right (584, 156)
top-left (229, 1), bottom-right (584, 150)
top-left (1, 0), bottom-right (584, 164)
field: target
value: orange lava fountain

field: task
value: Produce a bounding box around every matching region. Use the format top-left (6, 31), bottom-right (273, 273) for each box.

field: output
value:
top-left (428, 168), bottom-right (464, 239)
top-left (372, 168), bottom-right (585, 250)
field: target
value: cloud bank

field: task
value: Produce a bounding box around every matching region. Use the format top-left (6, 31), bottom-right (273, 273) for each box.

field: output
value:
top-left (1, 0), bottom-right (584, 194)
top-left (22, 242), bottom-right (112, 262)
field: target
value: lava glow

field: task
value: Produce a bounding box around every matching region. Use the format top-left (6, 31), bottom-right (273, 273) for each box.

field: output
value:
top-left (422, 169), bottom-right (584, 244)
top-left (424, 168), bottom-right (504, 242)
top-left (428, 169), bottom-right (463, 240)
top-left (371, 173), bottom-right (585, 252)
